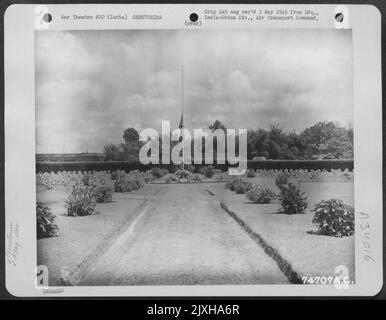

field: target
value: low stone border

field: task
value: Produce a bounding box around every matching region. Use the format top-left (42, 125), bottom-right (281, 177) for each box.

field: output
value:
top-left (206, 189), bottom-right (215, 196)
top-left (219, 201), bottom-right (303, 284)
top-left (60, 200), bottom-right (150, 286)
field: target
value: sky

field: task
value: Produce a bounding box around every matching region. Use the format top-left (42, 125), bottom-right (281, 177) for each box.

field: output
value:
top-left (35, 29), bottom-right (352, 153)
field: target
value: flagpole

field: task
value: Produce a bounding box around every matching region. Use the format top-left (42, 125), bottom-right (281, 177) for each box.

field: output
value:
top-left (181, 65), bottom-right (184, 171)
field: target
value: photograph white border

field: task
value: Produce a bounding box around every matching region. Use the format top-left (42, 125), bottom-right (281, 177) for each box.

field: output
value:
top-left (4, 3), bottom-right (383, 297)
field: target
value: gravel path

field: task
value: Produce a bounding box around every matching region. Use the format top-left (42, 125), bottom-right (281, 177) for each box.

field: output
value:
top-left (80, 183), bottom-right (289, 285)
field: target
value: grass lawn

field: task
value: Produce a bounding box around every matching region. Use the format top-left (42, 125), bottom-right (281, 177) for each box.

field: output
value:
top-left (208, 178), bottom-right (355, 282)
top-left (37, 184), bottom-right (151, 285)
top-left (37, 172), bottom-right (355, 286)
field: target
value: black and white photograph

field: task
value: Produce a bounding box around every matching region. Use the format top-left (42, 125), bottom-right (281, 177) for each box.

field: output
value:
top-left (3, 3), bottom-right (383, 298)
top-left (35, 28), bottom-right (355, 286)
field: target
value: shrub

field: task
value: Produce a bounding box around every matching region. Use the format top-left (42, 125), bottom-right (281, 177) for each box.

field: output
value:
top-left (37, 173), bottom-right (54, 189)
top-left (278, 183), bottom-right (308, 214)
top-left (185, 165), bottom-right (196, 173)
top-left (198, 165), bottom-right (215, 178)
top-left (131, 172), bottom-right (146, 187)
top-left (176, 170), bottom-right (201, 182)
top-left (43, 179), bottom-right (54, 190)
top-left (227, 178), bottom-right (253, 194)
top-left (114, 173), bottom-right (144, 192)
top-left (212, 169), bottom-right (223, 176)
top-left (111, 170), bottom-right (125, 180)
top-left (151, 167), bottom-right (162, 178)
top-left (226, 178), bottom-right (242, 191)
top-left (308, 171), bottom-right (320, 182)
top-left (312, 199), bottom-right (354, 237)
top-left (94, 184), bottom-right (114, 203)
top-left (246, 185), bottom-right (277, 204)
top-left (246, 169), bottom-right (256, 178)
top-left (342, 171), bottom-right (353, 181)
top-left (81, 173), bottom-right (94, 186)
top-left (150, 167), bottom-right (169, 178)
top-left (127, 178), bottom-right (141, 190)
top-left (206, 165), bottom-right (216, 178)
top-left (166, 170), bottom-right (202, 183)
top-left (66, 183), bottom-right (96, 216)
top-left (144, 172), bottom-right (154, 183)
top-left (190, 174), bottom-right (202, 182)
top-left (174, 169), bottom-right (192, 180)
top-left (197, 166), bottom-right (206, 175)
top-left (236, 180), bottom-right (252, 194)
top-left (114, 175), bottom-right (127, 192)
top-left (36, 202), bottom-right (59, 239)
top-left (168, 165), bottom-right (178, 173)
top-left (158, 168), bottom-right (170, 177)
top-left (275, 173), bottom-right (290, 186)
top-left (213, 172), bottom-right (227, 182)
top-left (114, 176), bottom-right (134, 192)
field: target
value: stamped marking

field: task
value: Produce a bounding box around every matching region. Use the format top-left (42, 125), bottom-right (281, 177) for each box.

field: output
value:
top-left (6, 221), bottom-right (22, 267)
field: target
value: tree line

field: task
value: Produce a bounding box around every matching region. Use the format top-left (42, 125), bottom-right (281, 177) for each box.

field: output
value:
top-left (103, 120), bottom-right (353, 162)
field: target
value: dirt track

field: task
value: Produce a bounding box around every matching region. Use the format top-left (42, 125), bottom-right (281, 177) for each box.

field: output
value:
top-left (79, 183), bottom-right (289, 285)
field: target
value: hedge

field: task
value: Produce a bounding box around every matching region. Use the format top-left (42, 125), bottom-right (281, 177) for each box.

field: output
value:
top-left (246, 160), bottom-right (353, 171)
top-left (36, 160), bottom-right (353, 173)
